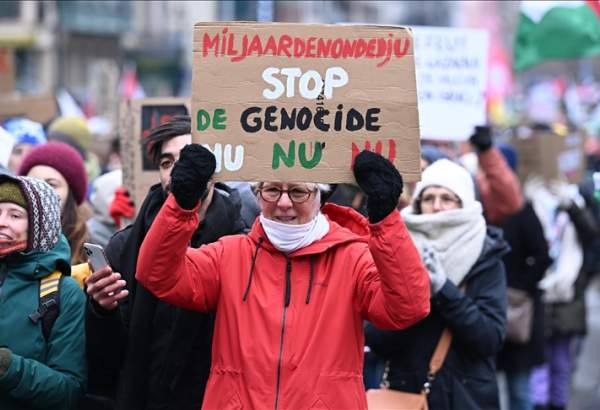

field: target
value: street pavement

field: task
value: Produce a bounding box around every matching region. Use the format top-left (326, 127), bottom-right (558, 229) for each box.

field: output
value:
top-left (499, 276), bottom-right (600, 410)
top-left (569, 276), bottom-right (600, 410)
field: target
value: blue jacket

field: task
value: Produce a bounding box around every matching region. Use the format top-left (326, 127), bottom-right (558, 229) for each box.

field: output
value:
top-left (366, 227), bottom-right (508, 410)
top-left (0, 235), bottom-right (86, 410)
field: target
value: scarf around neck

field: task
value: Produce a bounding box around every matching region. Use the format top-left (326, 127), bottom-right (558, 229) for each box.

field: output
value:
top-left (260, 212), bottom-right (329, 253)
top-left (401, 202), bottom-right (487, 286)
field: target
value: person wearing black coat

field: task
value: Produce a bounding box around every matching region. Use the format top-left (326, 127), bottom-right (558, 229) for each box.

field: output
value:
top-left (83, 116), bottom-right (251, 410)
top-left (496, 202), bottom-right (551, 410)
top-left (366, 159), bottom-right (508, 410)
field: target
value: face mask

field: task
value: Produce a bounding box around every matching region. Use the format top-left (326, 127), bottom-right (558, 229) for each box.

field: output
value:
top-left (259, 212), bottom-right (329, 253)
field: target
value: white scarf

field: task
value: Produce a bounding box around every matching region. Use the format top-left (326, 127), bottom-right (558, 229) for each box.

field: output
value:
top-left (401, 202), bottom-right (487, 286)
top-left (260, 212), bottom-right (330, 253)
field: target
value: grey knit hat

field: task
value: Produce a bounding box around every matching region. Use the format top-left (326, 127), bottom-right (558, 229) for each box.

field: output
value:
top-left (0, 175), bottom-right (61, 252)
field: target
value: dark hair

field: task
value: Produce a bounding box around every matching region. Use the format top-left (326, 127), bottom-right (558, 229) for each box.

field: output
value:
top-left (62, 190), bottom-right (89, 264)
top-left (144, 115), bottom-right (191, 166)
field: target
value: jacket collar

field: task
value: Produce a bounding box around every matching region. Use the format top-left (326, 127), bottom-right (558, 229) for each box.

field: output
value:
top-left (247, 203), bottom-right (368, 257)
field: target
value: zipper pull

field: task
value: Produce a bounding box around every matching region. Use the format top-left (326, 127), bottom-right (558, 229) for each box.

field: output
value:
top-left (284, 257), bottom-right (292, 307)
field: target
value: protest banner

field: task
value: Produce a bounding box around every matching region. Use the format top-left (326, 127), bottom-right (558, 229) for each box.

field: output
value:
top-left (0, 48), bottom-right (15, 94)
top-left (412, 26), bottom-right (489, 141)
top-left (191, 22), bottom-right (421, 183)
top-left (0, 94), bottom-right (58, 124)
top-left (119, 98), bottom-right (189, 208)
top-left (511, 127), bottom-right (585, 184)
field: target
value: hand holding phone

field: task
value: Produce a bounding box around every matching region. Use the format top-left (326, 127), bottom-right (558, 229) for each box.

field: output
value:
top-left (83, 243), bottom-right (109, 272)
top-left (83, 243), bottom-right (128, 310)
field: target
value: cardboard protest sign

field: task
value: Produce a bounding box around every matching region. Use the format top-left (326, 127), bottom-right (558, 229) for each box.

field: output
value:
top-left (0, 94), bottom-right (58, 124)
top-left (510, 127), bottom-right (585, 184)
top-left (192, 22), bottom-right (421, 183)
top-left (119, 98), bottom-right (189, 208)
top-left (0, 48), bottom-right (15, 94)
top-left (412, 26), bottom-right (489, 141)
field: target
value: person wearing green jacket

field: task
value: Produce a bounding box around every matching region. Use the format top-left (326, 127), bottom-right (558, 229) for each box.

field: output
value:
top-left (0, 174), bottom-right (86, 410)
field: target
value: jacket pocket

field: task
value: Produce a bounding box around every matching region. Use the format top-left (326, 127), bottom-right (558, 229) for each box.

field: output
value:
top-left (203, 369), bottom-right (243, 410)
top-left (312, 373), bottom-right (363, 410)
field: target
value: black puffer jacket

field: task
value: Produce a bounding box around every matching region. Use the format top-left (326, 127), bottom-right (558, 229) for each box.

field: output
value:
top-left (85, 184), bottom-right (247, 410)
top-left (366, 227), bottom-right (509, 410)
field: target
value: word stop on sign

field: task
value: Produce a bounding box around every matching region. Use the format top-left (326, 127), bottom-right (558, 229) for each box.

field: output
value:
top-left (262, 67), bottom-right (348, 100)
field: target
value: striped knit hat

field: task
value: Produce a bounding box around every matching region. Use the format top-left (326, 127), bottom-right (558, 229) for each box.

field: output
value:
top-left (0, 175), bottom-right (61, 252)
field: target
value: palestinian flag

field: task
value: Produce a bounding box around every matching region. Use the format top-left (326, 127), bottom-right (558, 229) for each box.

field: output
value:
top-left (514, 1), bottom-right (600, 71)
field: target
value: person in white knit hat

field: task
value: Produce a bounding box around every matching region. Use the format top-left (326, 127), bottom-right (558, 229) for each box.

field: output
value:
top-left (366, 158), bottom-right (510, 410)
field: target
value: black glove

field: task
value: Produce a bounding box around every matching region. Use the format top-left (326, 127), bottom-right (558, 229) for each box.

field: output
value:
top-left (353, 150), bottom-right (403, 223)
top-left (170, 144), bottom-right (216, 209)
top-left (469, 125), bottom-right (493, 152)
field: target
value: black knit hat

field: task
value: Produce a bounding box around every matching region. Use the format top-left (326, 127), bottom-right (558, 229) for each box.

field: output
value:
top-left (0, 175), bottom-right (61, 252)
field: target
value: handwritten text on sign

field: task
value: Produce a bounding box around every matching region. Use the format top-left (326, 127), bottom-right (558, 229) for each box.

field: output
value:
top-left (191, 23), bottom-right (421, 183)
top-left (412, 26), bottom-right (489, 141)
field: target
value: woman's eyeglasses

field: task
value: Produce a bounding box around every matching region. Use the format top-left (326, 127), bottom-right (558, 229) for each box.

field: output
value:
top-left (259, 186), bottom-right (316, 204)
top-left (419, 193), bottom-right (461, 208)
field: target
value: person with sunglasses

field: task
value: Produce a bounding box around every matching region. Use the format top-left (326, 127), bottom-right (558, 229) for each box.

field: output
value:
top-left (366, 158), bottom-right (509, 410)
top-left (135, 144), bottom-right (430, 410)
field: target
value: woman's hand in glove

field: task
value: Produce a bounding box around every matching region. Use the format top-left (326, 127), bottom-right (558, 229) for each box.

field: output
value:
top-left (170, 144), bottom-right (216, 210)
top-left (469, 125), bottom-right (493, 153)
top-left (422, 247), bottom-right (447, 295)
top-left (352, 150), bottom-right (403, 223)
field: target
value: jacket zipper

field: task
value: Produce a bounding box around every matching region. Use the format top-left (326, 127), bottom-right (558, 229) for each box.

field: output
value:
top-left (274, 256), bottom-right (292, 410)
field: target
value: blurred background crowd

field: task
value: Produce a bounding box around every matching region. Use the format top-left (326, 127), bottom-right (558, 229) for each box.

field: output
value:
top-left (1, 2), bottom-right (600, 410)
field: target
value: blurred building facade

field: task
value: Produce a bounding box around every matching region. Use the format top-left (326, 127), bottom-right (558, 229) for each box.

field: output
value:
top-left (0, 0), bottom-right (216, 119)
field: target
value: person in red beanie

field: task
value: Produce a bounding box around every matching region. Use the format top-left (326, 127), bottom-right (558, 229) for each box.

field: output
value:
top-left (18, 141), bottom-right (90, 264)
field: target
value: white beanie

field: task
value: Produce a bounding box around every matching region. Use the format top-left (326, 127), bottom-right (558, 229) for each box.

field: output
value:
top-left (412, 159), bottom-right (476, 208)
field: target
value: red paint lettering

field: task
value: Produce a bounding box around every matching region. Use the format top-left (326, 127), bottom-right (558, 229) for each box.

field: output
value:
top-left (293, 37), bottom-right (305, 58)
top-left (342, 39), bottom-right (356, 58)
top-left (248, 35), bottom-right (263, 56)
top-left (203, 32), bottom-right (219, 57)
top-left (350, 140), bottom-right (397, 168)
top-left (331, 39), bottom-right (343, 58)
top-left (366, 39), bottom-right (377, 58)
top-left (394, 38), bottom-right (410, 58)
top-left (263, 35), bottom-right (278, 56)
top-left (306, 37), bottom-right (317, 58)
top-left (316, 38), bottom-right (332, 58)
top-left (278, 35), bottom-right (292, 57)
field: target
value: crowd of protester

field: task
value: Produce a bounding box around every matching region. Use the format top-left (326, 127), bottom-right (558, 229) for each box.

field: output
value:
top-left (0, 110), bottom-right (598, 410)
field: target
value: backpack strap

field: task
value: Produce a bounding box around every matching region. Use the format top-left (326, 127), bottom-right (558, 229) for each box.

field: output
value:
top-left (29, 271), bottom-right (62, 342)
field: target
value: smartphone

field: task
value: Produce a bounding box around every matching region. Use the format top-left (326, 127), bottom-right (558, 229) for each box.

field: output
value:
top-left (83, 243), bottom-right (109, 272)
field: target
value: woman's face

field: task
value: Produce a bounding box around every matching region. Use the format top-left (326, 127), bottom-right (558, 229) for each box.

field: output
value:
top-left (9, 143), bottom-right (34, 172)
top-left (419, 186), bottom-right (462, 214)
top-left (258, 182), bottom-right (320, 225)
top-left (26, 165), bottom-right (70, 213)
top-left (0, 202), bottom-right (28, 242)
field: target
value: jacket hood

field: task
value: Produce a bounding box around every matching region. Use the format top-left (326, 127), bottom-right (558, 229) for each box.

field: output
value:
top-left (0, 174), bottom-right (62, 252)
top-left (5, 233), bottom-right (71, 279)
top-left (247, 203), bottom-right (367, 257)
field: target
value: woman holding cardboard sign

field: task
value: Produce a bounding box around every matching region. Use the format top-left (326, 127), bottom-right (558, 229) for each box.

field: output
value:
top-left (136, 144), bottom-right (430, 409)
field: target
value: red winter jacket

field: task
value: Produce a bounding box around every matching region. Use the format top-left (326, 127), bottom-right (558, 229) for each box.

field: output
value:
top-left (476, 147), bottom-right (524, 225)
top-left (137, 195), bottom-right (430, 410)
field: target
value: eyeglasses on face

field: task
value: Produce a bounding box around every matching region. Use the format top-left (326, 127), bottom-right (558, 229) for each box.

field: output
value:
top-left (259, 185), bottom-right (317, 204)
top-left (419, 193), bottom-right (461, 208)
